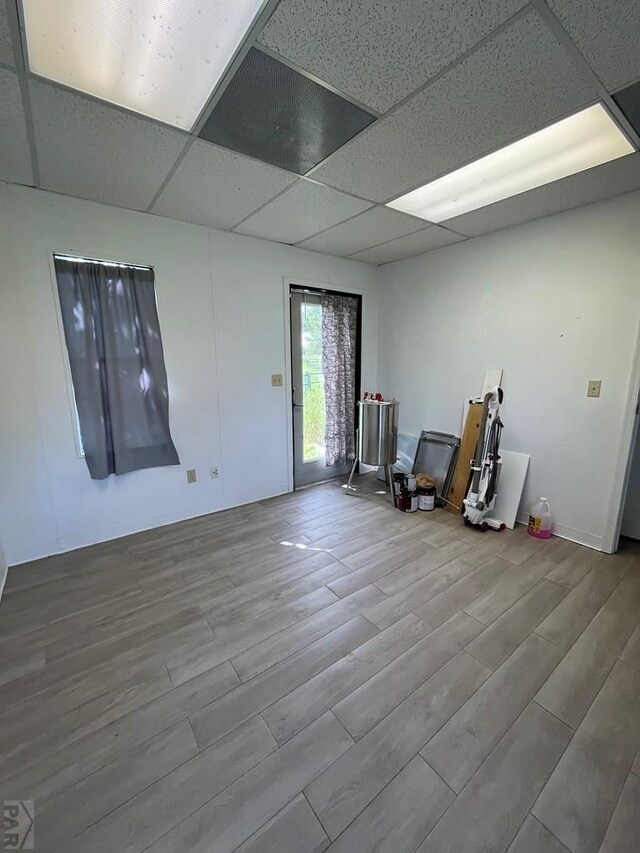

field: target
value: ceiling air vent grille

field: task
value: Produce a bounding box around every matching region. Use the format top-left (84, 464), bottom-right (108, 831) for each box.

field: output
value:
top-left (198, 47), bottom-right (376, 175)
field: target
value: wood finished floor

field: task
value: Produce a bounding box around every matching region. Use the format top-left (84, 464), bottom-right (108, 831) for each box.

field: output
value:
top-left (1, 475), bottom-right (640, 853)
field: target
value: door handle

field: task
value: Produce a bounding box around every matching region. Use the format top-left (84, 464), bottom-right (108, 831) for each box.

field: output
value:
top-left (293, 403), bottom-right (303, 409)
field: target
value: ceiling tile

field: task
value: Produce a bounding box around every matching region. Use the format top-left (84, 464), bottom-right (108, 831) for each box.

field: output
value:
top-left (152, 140), bottom-right (297, 230)
top-left (0, 1), bottom-right (14, 66)
top-left (548, 0), bottom-right (640, 91)
top-left (235, 180), bottom-right (372, 243)
top-left (312, 10), bottom-right (596, 202)
top-left (259, 0), bottom-right (527, 113)
top-left (0, 69), bottom-right (32, 185)
top-left (297, 206), bottom-right (427, 257)
top-left (350, 226), bottom-right (466, 264)
top-left (30, 80), bottom-right (187, 210)
top-left (444, 152), bottom-right (640, 237)
top-left (199, 47), bottom-right (375, 174)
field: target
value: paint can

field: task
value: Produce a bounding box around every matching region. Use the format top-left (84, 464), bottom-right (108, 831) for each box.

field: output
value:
top-left (418, 486), bottom-right (436, 512)
top-left (405, 474), bottom-right (417, 492)
top-left (393, 473), bottom-right (405, 495)
top-left (398, 488), bottom-right (418, 513)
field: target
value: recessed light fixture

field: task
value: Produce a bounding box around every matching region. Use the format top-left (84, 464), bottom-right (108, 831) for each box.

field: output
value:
top-left (387, 104), bottom-right (635, 223)
top-left (20, 0), bottom-right (268, 130)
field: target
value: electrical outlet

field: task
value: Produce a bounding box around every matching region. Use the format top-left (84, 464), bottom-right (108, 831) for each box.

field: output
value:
top-left (211, 466), bottom-right (220, 479)
top-left (186, 468), bottom-right (197, 484)
top-left (271, 374), bottom-right (283, 387)
top-left (587, 380), bottom-right (602, 398)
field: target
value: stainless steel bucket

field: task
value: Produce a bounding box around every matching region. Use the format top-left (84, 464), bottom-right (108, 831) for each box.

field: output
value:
top-left (358, 400), bottom-right (399, 466)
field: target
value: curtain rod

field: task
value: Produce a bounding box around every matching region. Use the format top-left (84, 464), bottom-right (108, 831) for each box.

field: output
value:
top-left (290, 286), bottom-right (360, 297)
top-left (53, 253), bottom-right (153, 271)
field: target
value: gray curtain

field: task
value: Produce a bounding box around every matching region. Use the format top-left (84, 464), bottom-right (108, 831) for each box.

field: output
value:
top-left (55, 257), bottom-right (180, 480)
top-left (321, 293), bottom-right (358, 467)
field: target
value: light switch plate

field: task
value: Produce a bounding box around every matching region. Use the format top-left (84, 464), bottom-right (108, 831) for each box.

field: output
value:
top-left (587, 380), bottom-right (602, 398)
top-left (186, 468), bottom-right (197, 483)
top-left (271, 374), bottom-right (283, 387)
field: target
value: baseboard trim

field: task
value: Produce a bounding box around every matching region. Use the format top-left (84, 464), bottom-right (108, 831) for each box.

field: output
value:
top-left (7, 483), bottom-right (292, 566)
top-left (516, 515), bottom-right (605, 552)
top-left (8, 489), bottom-right (608, 567)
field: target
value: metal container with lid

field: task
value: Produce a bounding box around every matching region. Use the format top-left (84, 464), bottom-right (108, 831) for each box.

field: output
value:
top-left (357, 399), bottom-right (399, 467)
top-left (418, 485), bottom-right (436, 512)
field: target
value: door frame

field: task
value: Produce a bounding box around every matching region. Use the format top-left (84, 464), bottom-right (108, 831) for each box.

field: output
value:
top-left (604, 314), bottom-right (640, 552)
top-left (283, 277), bottom-right (364, 493)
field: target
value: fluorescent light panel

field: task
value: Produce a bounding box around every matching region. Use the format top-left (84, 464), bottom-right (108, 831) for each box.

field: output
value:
top-left (388, 104), bottom-right (634, 223)
top-left (21, 0), bottom-right (266, 130)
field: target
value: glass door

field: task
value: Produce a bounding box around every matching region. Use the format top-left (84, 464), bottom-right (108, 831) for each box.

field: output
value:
top-left (291, 290), bottom-right (353, 487)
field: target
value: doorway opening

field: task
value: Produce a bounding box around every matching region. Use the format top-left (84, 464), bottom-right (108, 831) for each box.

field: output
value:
top-left (290, 285), bottom-right (362, 489)
top-left (608, 318), bottom-right (640, 553)
top-left (617, 395), bottom-right (640, 546)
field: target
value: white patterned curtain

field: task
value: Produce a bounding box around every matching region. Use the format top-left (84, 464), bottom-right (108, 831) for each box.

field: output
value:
top-left (321, 293), bottom-right (358, 467)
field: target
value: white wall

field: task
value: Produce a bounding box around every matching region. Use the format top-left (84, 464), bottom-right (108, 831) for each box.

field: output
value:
top-left (0, 183), bottom-right (378, 565)
top-left (378, 190), bottom-right (640, 550)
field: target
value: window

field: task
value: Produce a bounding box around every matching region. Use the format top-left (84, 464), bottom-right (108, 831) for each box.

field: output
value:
top-left (72, 396), bottom-right (85, 457)
top-left (300, 299), bottom-right (326, 463)
top-left (54, 254), bottom-right (180, 480)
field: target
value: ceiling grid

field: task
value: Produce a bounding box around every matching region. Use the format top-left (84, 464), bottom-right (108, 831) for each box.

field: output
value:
top-left (2, 0), bottom-right (38, 185)
top-left (0, 0), bottom-right (638, 264)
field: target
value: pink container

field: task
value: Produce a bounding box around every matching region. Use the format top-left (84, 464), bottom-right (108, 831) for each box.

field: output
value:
top-left (527, 498), bottom-right (553, 539)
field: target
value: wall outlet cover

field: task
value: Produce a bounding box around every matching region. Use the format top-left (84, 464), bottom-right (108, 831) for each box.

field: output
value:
top-left (587, 380), bottom-right (602, 398)
top-left (271, 374), bottom-right (283, 387)
top-left (186, 468), bottom-right (197, 484)
top-left (211, 466), bottom-right (220, 479)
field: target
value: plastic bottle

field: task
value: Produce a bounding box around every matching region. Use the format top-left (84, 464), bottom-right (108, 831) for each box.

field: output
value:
top-left (527, 498), bottom-right (553, 539)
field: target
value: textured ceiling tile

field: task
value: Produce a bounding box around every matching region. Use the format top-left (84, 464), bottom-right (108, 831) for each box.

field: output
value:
top-left (0, 69), bottom-right (32, 185)
top-left (235, 180), bottom-right (372, 243)
top-left (153, 140), bottom-right (297, 230)
top-left (350, 226), bottom-right (466, 264)
top-left (30, 80), bottom-right (187, 210)
top-left (548, 0), bottom-right (640, 91)
top-left (445, 153), bottom-right (640, 237)
top-left (297, 206), bottom-right (427, 257)
top-left (0, 1), bottom-right (14, 66)
top-left (259, 0), bottom-right (527, 113)
top-left (312, 11), bottom-right (596, 202)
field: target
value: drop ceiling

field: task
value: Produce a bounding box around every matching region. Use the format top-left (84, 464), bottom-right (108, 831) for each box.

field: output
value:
top-left (1, 0), bottom-right (640, 266)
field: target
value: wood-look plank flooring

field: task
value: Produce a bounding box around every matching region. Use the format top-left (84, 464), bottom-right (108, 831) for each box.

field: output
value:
top-left (1, 474), bottom-right (639, 853)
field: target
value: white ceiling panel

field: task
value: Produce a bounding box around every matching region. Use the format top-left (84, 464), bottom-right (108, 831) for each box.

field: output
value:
top-left (0, 1), bottom-right (14, 66)
top-left (350, 226), bottom-right (466, 265)
top-left (21, 0), bottom-right (267, 130)
top-left (0, 69), bottom-right (32, 185)
top-left (30, 80), bottom-right (187, 210)
top-left (388, 104), bottom-right (634, 223)
top-left (153, 140), bottom-right (297, 230)
top-left (297, 206), bottom-right (427, 257)
top-left (234, 180), bottom-right (372, 244)
top-left (312, 10), bottom-right (596, 203)
top-left (548, 0), bottom-right (640, 92)
top-left (445, 152), bottom-right (640, 237)
top-left (258, 0), bottom-right (527, 113)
